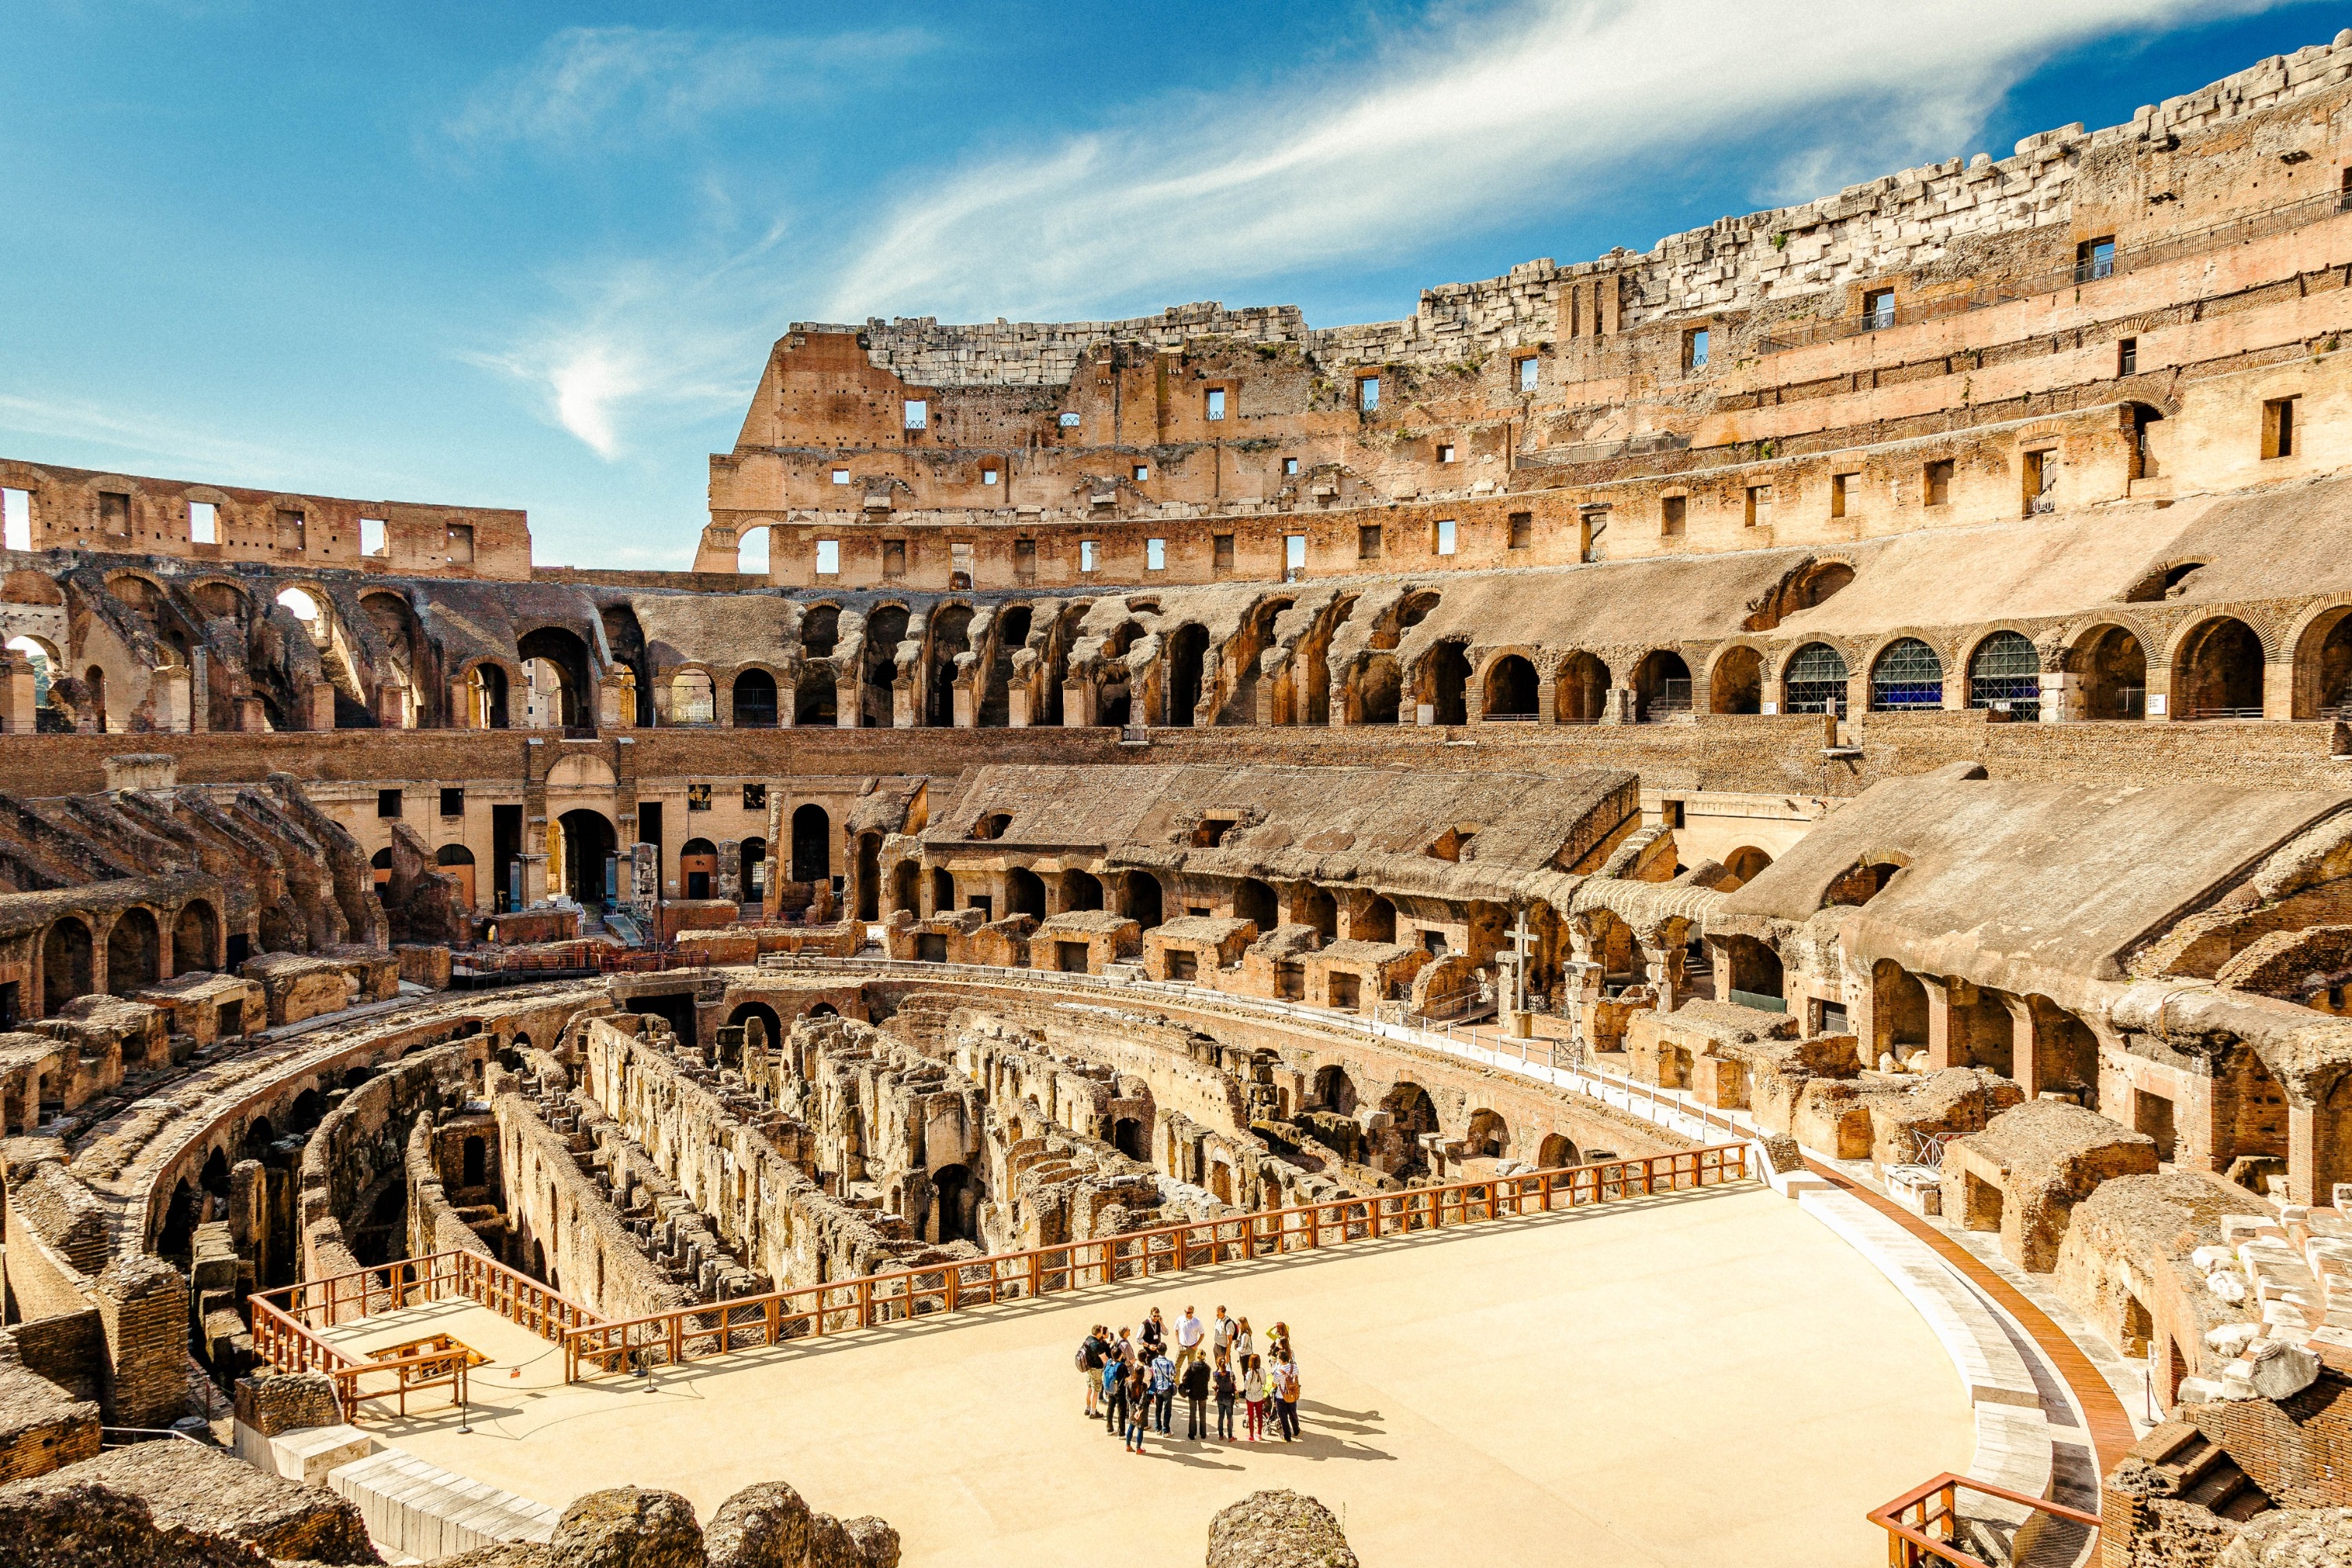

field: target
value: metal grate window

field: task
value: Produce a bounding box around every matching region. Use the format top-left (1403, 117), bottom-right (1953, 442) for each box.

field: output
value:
top-left (1783, 643), bottom-right (1849, 713)
top-left (1969, 630), bottom-right (2041, 710)
top-left (1869, 637), bottom-right (1944, 710)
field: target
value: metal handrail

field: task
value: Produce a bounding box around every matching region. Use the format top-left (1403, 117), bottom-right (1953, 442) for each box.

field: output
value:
top-left (561, 1144), bottom-right (1748, 1380)
top-left (1868, 1472), bottom-right (2100, 1567)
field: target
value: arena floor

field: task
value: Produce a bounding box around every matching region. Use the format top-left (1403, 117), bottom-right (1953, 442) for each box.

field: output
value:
top-left (327, 1181), bottom-right (1973, 1566)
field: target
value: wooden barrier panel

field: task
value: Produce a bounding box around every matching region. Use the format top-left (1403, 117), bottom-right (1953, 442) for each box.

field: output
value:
top-left (1867, 1472), bottom-right (2101, 1567)
top-left (561, 1144), bottom-right (1748, 1381)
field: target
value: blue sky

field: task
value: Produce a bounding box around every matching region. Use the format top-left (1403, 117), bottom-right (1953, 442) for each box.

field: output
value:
top-left (2, 1), bottom-right (2345, 568)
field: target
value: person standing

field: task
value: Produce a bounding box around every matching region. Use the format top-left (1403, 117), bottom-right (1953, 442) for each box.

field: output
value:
top-left (1123, 1364), bottom-right (1149, 1453)
top-left (1273, 1350), bottom-right (1301, 1442)
top-left (1241, 1352), bottom-right (1269, 1441)
top-left (1080, 1325), bottom-right (1108, 1417)
top-left (1140, 1308), bottom-right (1167, 1360)
top-left (1103, 1331), bottom-right (1131, 1437)
top-left (1233, 1315), bottom-right (1255, 1367)
top-left (1212, 1305), bottom-right (1236, 1363)
top-left (1149, 1343), bottom-right (1177, 1435)
top-left (1176, 1305), bottom-right (1205, 1372)
top-left (1213, 1353), bottom-right (1238, 1440)
top-left (1181, 1351), bottom-right (1211, 1439)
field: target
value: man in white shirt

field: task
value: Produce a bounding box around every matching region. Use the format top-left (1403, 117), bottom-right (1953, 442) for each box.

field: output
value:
top-left (1176, 1305), bottom-right (1205, 1370)
top-left (1212, 1305), bottom-right (1236, 1360)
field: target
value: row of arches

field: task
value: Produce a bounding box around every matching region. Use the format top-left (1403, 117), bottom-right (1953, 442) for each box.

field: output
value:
top-left (38, 900), bottom-right (217, 1014)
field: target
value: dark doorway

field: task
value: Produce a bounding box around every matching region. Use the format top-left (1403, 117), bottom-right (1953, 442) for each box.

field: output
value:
top-left (791, 804), bottom-right (831, 882)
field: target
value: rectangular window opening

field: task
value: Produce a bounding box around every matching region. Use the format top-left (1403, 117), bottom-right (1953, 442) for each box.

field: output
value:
top-left (1058, 411), bottom-right (1082, 430)
top-left (831, 467), bottom-right (851, 485)
top-left (2117, 337), bottom-right (2138, 376)
top-left (1212, 533), bottom-right (1236, 572)
top-left (2023, 448), bottom-right (2059, 514)
top-left (1829, 474), bottom-right (1854, 520)
top-left (815, 539), bottom-right (840, 575)
top-left (2077, 236), bottom-right (2116, 282)
top-left (1661, 495), bottom-right (1686, 537)
top-left (277, 507), bottom-right (307, 552)
top-left (1684, 328), bottom-right (1710, 372)
top-left (1434, 518), bottom-right (1457, 556)
top-left (187, 500), bottom-right (217, 546)
top-left (2263, 396), bottom-right (2299, 459)
top-left (1358, 376), bottom-right (1381, 412)
top-left (440, 787), bottom-right (465, 817)
top-left (1508, 512), bottom-right (1532, 550)
top-left (1, 488), bottom-right (27, 552)
top-left (1517, 357), bottom-right (1538, 393)
top-left (902, 398), bottom-right (928, 431)
top-left (1925, 460), bottom-right (1953, 507)
top-left (1862, 288), bottom-right (1895, 330)
top-left (377, 788), bottom-right (404, 819)
top-left (1080, 539), bottom-right (1098, 574)
top-left (1014, 538), bottom-right (1037, 583)
top-left (1282, 456), bottom-right (1300, 476)
top-left (360, 517), bottom-right (387, 557)
top-left (1744, 485), bottom-right (1772, 526)
top-left (881, 539), bottom-right (907, 577)
top-left (1206, 387), bottom-right (1227, 421)
top-left (1437, 443), bottom-right (1456, 464)
top-left (101, 492), bottom-right (132, 535)
top-left (1284, 534), bottom-right (1306, 577)
top-left (445, 521), bottom-right (474, 563)
top-left (1146, 538), bottom-right (1166, 572)
top-left (1358, 524), bottom-right (1382, 561)
top-left (1132, 463), bottom-right (1149, 482)
top-left (981, 466), bottom-right (1000, 485)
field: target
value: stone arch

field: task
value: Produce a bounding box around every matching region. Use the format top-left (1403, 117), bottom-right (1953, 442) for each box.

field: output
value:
top-left (1120, 871), bottom-right (1163, 930)
top-left (862, 604), bottom-right (912, 728)
top-left (1061, 868), bottom-right (1105, 911)
top-left (2068, 622), bottom-right (2148, 721)
top-left (977, 602), bottom-right (1033, 727)
top-left (42, 916), bottom-right (92, 1012)
top-left (1780, 642), bottom-right (1849, 714)
top-left (890, 858), bottom-right (920, 914)
top-left (856, 833), bottom-right (881, 920)
top-left (1300, 884), bottom-right (1338, 941)
top-left (1419, 640), bottom-right (1472, 725)
top-left (1355, 652), bottom-right (1403, 724)
top-left (108, 906), bottom-right (161, 994)
top-left (459, 658), bottom-right (513, 729)
top-left (1707, 644), bottom-right (1763, 714)
top-left (1963, 628), bottom-right (2042, 711)
top-left (931, 866), bottom-right (955, 913)
top-left (926, 603), bottom-right (975, 727)
top-left (1380, 1080), bottom-right (1440, 1176)
top-left (1006, 866), bottom-right (1047, 920)
top-left (735, 520), bottom-right (779, 578)
top-left (1312, 1064), bottom-right (1358, 1116)
top-left (516, 625), bottom-right (594, 728)
top-left (1235, 877), bottom-right (1277, 931)
top-left (666, 666), bottom-right (717, 726)
top-left (1537, 1132), bottom-right (1581, 1168)
top-left (1481, 652), bottom-right (1539, 720)
top-left (731, 666), bottom-right (779, 728)
top-left (1164, 622), bottom-right (1209, 726)
top-left (1555, 651), bottom-right (1610, 723)
top-left (172, 899), bottom-right (217, 975)
top-left (1356, 895), bottom-right (1397, 944)
top-left (1721, 847), bottom-right (1773, 890)
top-left (2288, 601), bottom-right (2352, 720)
top-left (795, 665), bottom-right (838, 726)
top-left (679, 837), bottom-right (719, 901)
top-left (1465, 1108), bottom-right (1510, 1160)
top-left (555, 808), bottom-right (616, 906)
top-left (1632, 648), bottom-right (1692, 721)
top-left (1867, 636), bottom-right (1944, 711)
top-left (2171, 615), bottom-right (2266, 720)
top-left (791, 804), bottom-right (831, 883)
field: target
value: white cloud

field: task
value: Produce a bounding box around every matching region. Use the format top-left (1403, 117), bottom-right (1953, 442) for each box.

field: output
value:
top-left (826, 0), bottom-right (2281, 320)
top-left (447, 24), bottom-right (928, 151)
top-left (0, 391), bottom-right (296, 477)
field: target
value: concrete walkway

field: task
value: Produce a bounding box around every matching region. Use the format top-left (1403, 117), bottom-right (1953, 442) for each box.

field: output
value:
top-left (325, 1183), bottom-right (1969, 1567)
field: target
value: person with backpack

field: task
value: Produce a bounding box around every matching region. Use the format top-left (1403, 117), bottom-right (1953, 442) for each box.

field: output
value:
top-left (1273, 1351), bottom-right (1301, 1441)
top-left (1103, 1328), bottom-right (1133, 1436)
top-left (1212, 1352), bottom-right (1238, 1440)
top-left (1122, 1363), bottom-right (1149, 1453)
top-left (1079, 1325), bottom-right (1108, 1417)
top-left (1241, 1352), bottom-right (1269, 1442)
top-left (1149, 1342), bottom-right (1177, 1434)
top-left (1181, 1348), bottom-right (1211, 1438)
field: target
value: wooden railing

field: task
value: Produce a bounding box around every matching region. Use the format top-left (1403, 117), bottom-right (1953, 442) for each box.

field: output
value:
top-left (563, 1144), bottom-right (1748, 1381)
top-left (1869, 1473), bottom-right (2100, 1567)
top-left (250, 1248), bottom-right (601, 1418)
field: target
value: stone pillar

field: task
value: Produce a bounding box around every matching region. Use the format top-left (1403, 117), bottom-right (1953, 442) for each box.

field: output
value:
top-left (1600, 688), bottom-right (1636, 725)
top-left (1008, 684), bottom-right (1032, 728)
top-left (304, 684), bottom-right (336, 731)
top-left (93, 1255), bottom-right (191, 1427)
top-left (893, 677), bottom-right (916, 728)
top-left (953, 677), bottom-right (976, 728)
top-left (1062, 680), bottom-right (1094, 728)
top-left (373, 682), bottom-right (405, 728)
top-left (2147, 660), bottom-right (2176, 721)
top-left (190, 647), bottom-right (209, 732)
top-left (0, 652), bottom-right (34, 735)
top-left (1918, 975), bottom-right (1973, 1072)
top-left (778, 680), bottom-right (797, 728)
top-left (2041, 670), bottom-right (2074, 724)
top-left (2003, 995), bottom-right (2044, 1101)
top-left (1536, 673), bottom-right (1558, 726)
top-left (2263, 659), bottom-right (2296, 721)
top-left (522, 852), bottom-right (549, 906)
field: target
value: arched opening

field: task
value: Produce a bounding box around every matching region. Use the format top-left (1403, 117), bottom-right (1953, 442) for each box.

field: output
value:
top-left (1062, 869), bottom-right (1104, 911)
top-left (1465, 1109), bottom-right (1510, 1160)
top-left (1122, 872), bottom-right (1163, 930)
top-left (2176, 616), bottom-right (2264, 720)
top-left (200, 1145), bottom-right (231, 1197)
top-left (728, 1001), bottom-right (784, 1055)
top-left (108, 907), bottom-right (160, 995)
top-left (890, 860), bottom-right (920, 914)
top-left (1482, 655), bottom-right (1537, 720)
top-left (241, 1115), bottom-right (275, 1162)
top-left (2074, 626), bottom-right (2147, 721)
top-left (1721, 935), bottom-right (1783, 1007)
top-left (1968, 631), bottom-right (2042, 712)
top-left (856, 833), bottom-right (880, 920)
top-left (927, 605), bottom-right (973, 727)
top-left (1112, 1118), bottom-right (1148, 1162)
top-left (172, 900), bottom-right (216, 975)
top-left (1380, 1081), bottom-right (1440, 1177)
top-left (1357, 654), bottom-right (1403, 724)
top-left (371, 846), bottom-right (394, 891)
top-left (436, 844), bottom-right (478, 909)
top-left (862, 605), bottom-right (910, 728)
top-left (735, 523), bottom-right (772, 578)
top-left (1782, 643), bottom-right (1849, 714)
top-left (1425, 642), bottom-right (1471, 725)
top-left (1301, 885), bottom-right (1338, 941)
top-left (795, 668), bottom-right (837, 726)
top-left (1357, 897), bottom-right (1396, 944)
top-left (1235, 878), bottom-right (1277, 931)
top-left (82, 666), bottom-right (107, 731)
top-left (667, 669), bottom-right (717, 726)
top-left (1869, 638), bottom-right (1944, 710)
top-left (1536, 1133), bottom-right (1580, 1169)
top-left (466, 662), bottom-right (510, 729)
top-left (1555, 652), bottom-right (1610, 724)
top-left (930, 1163), bottom-right (978, 1243)
top-left (978, 604), bottom-right (1032, 728)
top-left (731, 668), bottom-right (779, 728)
top-left (158, 1179), bottom-right (198, 1263)
top-left (1633, 649), bottom-right (1692, 721)
top-left (1720, 847), bottom-right (1773, 891)
top-left (1160, 623), bottom-right (1207, 726)
top-left (739, 837), bottom-right (767, 902)
top-left (6, 636), bottom-right (58, 721)
top-left (2296, 606), bottom-right (2352, 720)
top-left (680, 837), bottom-right (718, 901)
top-left (516, 626), bottom-right (593, 728)
top-left (1710, 646), bottom-right (1762, 714)
top-left (1007, 867), bottom-right (1047, 920)
top-left (1312, 1064), bottom-right (1358, 1115)
top-left (42, 916), bottom-right (92, 1011)
top-left (557, 808), bottom-right (616, 906)
top-left (800, 604), bottom-right (840, 658)
top-left (931, 867), bottom-right (955, 913)
top-left (790, 804), bottom-right (831, 884)
top-left (1824, 858), bottom-right (1902, 908)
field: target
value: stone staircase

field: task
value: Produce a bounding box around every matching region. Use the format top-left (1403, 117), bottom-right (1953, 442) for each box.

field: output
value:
top-left (2177, 1203), bottom-right (2352, 1404)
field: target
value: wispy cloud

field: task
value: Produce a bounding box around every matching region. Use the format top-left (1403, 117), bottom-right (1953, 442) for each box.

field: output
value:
top-left (0, 390), bottom-right (297, 477)
top-left (826, 0), bottom-right (2279, 320)
top-left (488, 0), bottom-right (2285, 456)
top-left (445, 24), bottom-right (929, 152)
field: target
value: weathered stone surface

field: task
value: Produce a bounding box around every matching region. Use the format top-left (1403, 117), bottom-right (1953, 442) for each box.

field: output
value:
top-left (2216, 1508), bottom-right (2352, 1567)
top-left (1206, 1489), bottom-right (1360, 1568)
top-left (0, 1439), bottom-right (378, 1564)
top-left (702, 1480), bottom-right (811, 1568)
top-left (548, 1487), bottom-right (703, 1568)
top-left (0, 1478), bottom-right (274, 1568)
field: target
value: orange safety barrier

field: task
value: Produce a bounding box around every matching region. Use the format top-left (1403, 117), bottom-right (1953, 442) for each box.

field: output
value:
top-left (250, 1249), bottom-right (601, 1418)
top-left (562, 1143), bottom-right (1748, 1381)
top-left (1868, 1473), bottom-right (2101, 1568)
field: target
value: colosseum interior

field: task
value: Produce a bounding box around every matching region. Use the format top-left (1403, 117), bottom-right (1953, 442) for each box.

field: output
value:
top-left (11, 30), bottom-right (2352, 1568)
